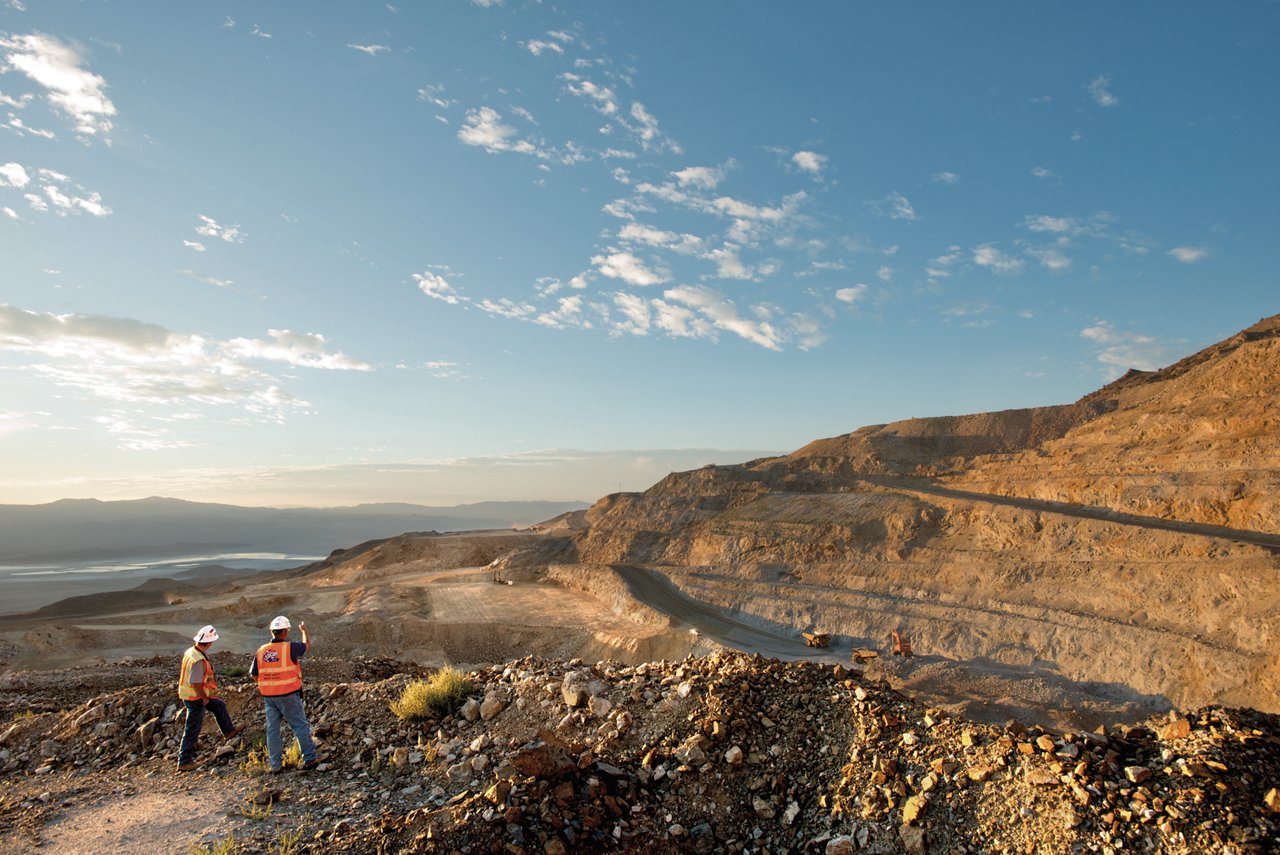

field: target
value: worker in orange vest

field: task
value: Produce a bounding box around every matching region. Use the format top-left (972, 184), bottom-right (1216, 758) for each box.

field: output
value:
top-left (249, 615), bottom-right (318, 773)
top-left (176, 625), bottom-right (245, 771)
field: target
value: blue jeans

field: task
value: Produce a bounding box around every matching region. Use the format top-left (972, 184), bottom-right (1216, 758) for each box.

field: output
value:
top-left (179, 698), bottom-right (233, 764)
top-left (264, 691), bottom-right (316, 769)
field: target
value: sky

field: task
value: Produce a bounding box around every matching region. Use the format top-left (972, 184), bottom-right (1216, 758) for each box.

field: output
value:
top-left (0, 1), bottom-right (1276, 508)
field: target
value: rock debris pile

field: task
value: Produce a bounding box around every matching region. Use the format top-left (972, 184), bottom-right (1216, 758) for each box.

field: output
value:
top-left (0, 652), bottom-right (1277, 853)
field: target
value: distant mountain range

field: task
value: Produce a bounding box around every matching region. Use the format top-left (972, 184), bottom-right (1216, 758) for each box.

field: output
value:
top-left (0, 497), bottom-right (588, 563)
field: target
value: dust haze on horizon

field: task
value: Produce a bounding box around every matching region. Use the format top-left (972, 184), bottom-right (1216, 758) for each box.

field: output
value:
top-left (1, 2), bottom-right (1276, 508)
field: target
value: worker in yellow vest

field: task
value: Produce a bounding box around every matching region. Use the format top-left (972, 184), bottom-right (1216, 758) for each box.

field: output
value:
top-left (249, 615), bottom-right (318, 773)
top-left (176, 625), bottom-right (245, 771)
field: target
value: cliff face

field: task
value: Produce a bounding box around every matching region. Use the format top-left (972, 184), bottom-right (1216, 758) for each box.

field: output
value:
top-left (568, 314), bottom-right (1280, 713)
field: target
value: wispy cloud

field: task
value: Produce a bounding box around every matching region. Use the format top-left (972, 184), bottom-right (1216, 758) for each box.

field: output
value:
top-left (2, 163), bottom-right (110, 216)
top-left (0, 32), bottom-right (116, 139)
top-left (972, 244), bottom-right (1024, 274)
top-left (873, 191), bottom-right (917, 221)
top-left (1030, 166), bottom-right (1055, 179)
top-left (1168, 245), bottom-right (1208, 263)
top-left (591, 250), bottom-right (668, 286)
top-left (1081, 321), bottom-right (1171, 374)
top-left (182, 239), bottom-right (206, 252)
top-left (417, 83), bottom-right (453, 109)
top-left (931, 171), bottom-right (959, 185)
top-left (250, 24), bottom-right (272, 39)
top-left (0, 304), bottom-right (370, 445)
top-left (457, 106), bottom-right (540, 156)
top-left (1025, 245), bottom-right (1071, 270)
top-left (413, 270), bottom-right (467, 304)
top-left (348, 43), bottom-right (390, 56)
top-left (672, 165), bottom-right (725, 190)
top-left (195, 214), bottom-right (245, 243)
top-left (1087, 74), bottom-right (1118, 108)
top-left (525, 39), bottom-right (564, 57)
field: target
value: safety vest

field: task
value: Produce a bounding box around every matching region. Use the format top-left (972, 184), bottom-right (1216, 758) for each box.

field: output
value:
top-left (255, 641), bottom-right (303, 696)
top-left (177, 646), bottom-right (218, 701)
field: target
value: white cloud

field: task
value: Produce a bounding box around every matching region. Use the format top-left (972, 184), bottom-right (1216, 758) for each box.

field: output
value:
top-left (5, 114), bottom-right (57, 138)
top-left (526, 39), bottom-right (564, 56)
top-left (611, 292), bottom-right (651, 336)
top-left (1023, 214), bottom-right (1076, 234)
top-left (625, 101), bottom-right (678, 152)
top-left (0, 304), bottom-right (370, 441)
top-left (876, 192), bottom-right (917, 221)
top-left (972, 244), bottom-right (1025, 274)
top-left (477, 298), bottom-right (536, 320)
top-left (183, 239), bottom-right (206, 252)
top-left (1026, 245), bottom-right (1071, 270)
top-left (664, 284), bottom-right (782, 350)
top-left (457, 106), bottom-right (538, 156)
top-left (534, 294), bottom-right (590, 330)
top-left (251, 25), bottom-right (272, 39)
top-left (177, 269), bottom-right (233, 289)
top-left (195, 214), bottom-right (244, 243)
top-left (617, 221), bottom-right (703, 254)
top-left (418, 83), bottom-right (453, 109)
top-left (413, 271), bottom-right (466, 304)
top-left (591, 250), bottom-right (667, 286)
top-left (348, 43), bottom-right (390, 56)
top-left (1087, 74), bottom-right (1119, 107)
top-left (0, 161), bottom-right (29, 186)
top-left (226, 330), bottom-right (372, 372)
top-left (0, 33), bottom-right (116, 139)
top-left (876, 265), bottom-right (893, 282)
top-left (835, 284), bottom-right (867, 303)
top-left (1168, 245), bottom-right (1208, 263)
top-left (1081, 321), bottom-right (1169, 372)
top-left (1030, 166), bottom-right (1055, 179)
top-left (703, 244), bottom-right (753, 280)
top-left (2, 206), bottom-right (16, 219)
top-left (5, 166), bottom-right (110, 216)
top-left (672, 165), bottom-right (725, 190)
top-left (560, 73), bottom-right (619, 116)
top-left (932, 171), bottom-right (959, 184)
top-left (470, 0), bottom-right (503, 6)
top-left (791, 150), bottom-right (827, 175)
top-left (0, 90), bottom-right (33, 107)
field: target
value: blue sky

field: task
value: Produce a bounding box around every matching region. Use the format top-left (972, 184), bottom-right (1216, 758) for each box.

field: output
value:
top-left (1, 1), bottom-right (1276, 507)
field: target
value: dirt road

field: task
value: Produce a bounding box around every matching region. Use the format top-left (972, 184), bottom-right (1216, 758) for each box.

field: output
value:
top-left (868, 477), bottom-right (1280, 552)
top-left (613, 565), bottom-right (836, 662)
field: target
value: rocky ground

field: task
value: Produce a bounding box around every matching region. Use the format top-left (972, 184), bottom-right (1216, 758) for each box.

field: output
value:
top-left (1, 653), bottom-right (1276, 854)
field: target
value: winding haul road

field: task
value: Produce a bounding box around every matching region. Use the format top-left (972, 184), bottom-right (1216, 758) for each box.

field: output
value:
top-left (612, 564), bottom-right (829, 661)
top-left (862, 477), bottom-right (1280, 552)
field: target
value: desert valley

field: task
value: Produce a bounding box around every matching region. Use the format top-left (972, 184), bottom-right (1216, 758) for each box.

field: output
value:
top-left (0, 314), bottom-right (1275, 853)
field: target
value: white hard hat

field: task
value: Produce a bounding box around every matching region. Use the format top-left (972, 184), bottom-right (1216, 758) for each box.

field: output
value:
top-left (269, 615), bottom-right (291, 631)
top-left (193, 625), bottom-right (219, 644)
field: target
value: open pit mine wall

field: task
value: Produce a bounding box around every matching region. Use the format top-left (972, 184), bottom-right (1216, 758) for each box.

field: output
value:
top-left (562, 457), bottom-right (1279, 715)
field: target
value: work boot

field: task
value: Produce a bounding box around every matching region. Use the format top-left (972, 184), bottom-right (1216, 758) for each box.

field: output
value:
top-left (301, 758), bottom-right (320, 771)
top-left (223, 724), bottom-right (246, 742)
top-left (177, 761), bottom-right (200, 772)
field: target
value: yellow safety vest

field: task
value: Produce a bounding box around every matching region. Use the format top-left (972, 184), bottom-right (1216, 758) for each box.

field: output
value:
top-left (177, 646), bottom-right (218, 701)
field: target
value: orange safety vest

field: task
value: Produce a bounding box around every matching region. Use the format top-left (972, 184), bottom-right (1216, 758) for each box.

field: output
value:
top-left (177, 646), bottom-right (218, 701)
top-left (255, 640), bottom-right (303, 696)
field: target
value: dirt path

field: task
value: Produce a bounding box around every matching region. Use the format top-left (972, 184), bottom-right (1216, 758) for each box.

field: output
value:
top-left (0, 768), bottom-right (253, 855)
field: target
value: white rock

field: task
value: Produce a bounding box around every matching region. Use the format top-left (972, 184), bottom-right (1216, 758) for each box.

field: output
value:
top-left (724, 746), bottom-right (744, 765)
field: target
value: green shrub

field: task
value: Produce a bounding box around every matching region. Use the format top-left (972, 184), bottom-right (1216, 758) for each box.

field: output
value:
top-left (390, 666), bottom-right (472, 721)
